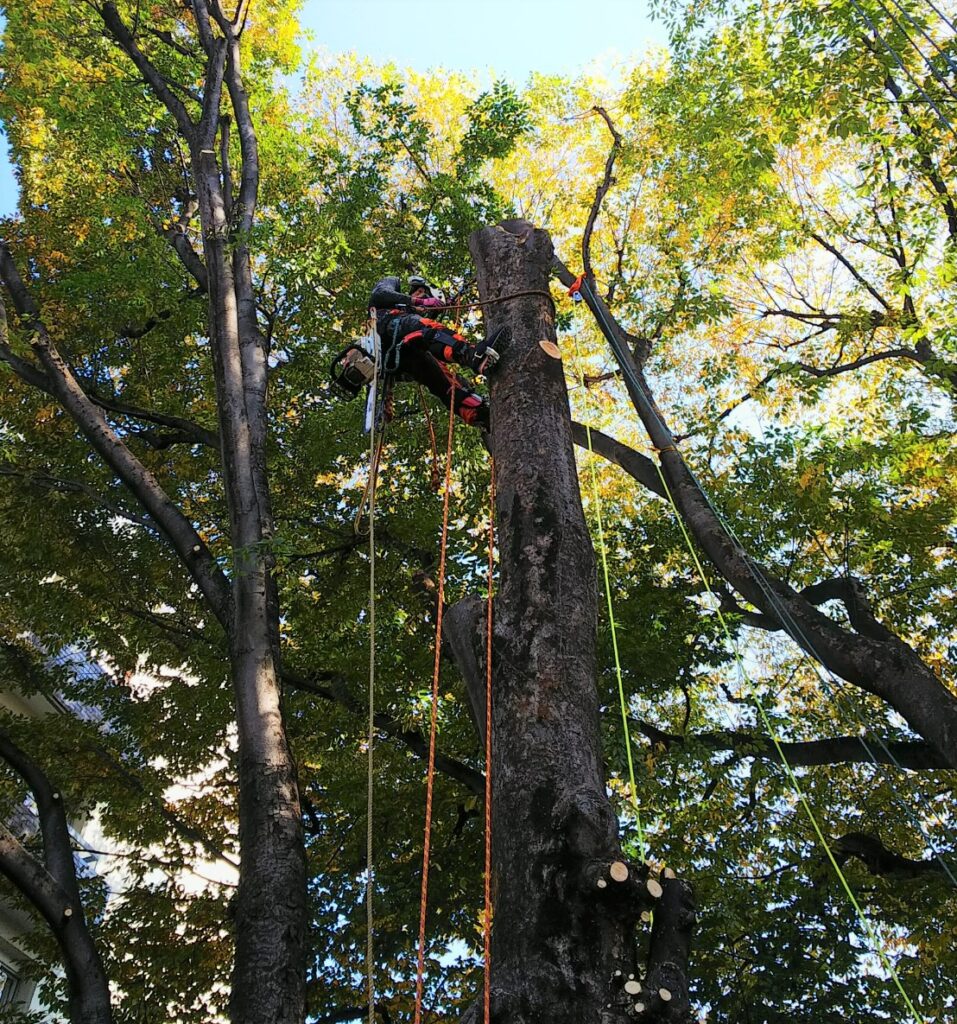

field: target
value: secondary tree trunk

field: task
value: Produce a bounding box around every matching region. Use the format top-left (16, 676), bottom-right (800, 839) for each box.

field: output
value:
top-left (467, 224), bottom-right (646, 1024)
top-left (191, 150), bottom-right (306, 1023)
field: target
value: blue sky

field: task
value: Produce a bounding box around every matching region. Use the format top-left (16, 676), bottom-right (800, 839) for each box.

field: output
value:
top-left (300, 0), bottom-right (665, 79)
top-left (0, 0), bottom-right (665, 217)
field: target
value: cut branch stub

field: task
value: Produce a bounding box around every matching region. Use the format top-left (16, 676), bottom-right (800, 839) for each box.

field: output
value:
top-left (609, 860), bottom-right (629, 883)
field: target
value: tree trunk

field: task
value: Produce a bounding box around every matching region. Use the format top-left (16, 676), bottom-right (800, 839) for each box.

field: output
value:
top-left (0, 730), bottom-right (112, 1024)
top-left (466, 224), bottom-right (646, 1024)
top-left (191, 147), bottom-right (306, 1024)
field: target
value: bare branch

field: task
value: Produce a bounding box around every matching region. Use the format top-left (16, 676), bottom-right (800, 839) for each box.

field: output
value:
top-left (100, 3), bottom-right (195, 138)
top-left (0, 726), bottom-right (113, 1022)
top-left (634, 718), bottom-right (949, 770)
top-left (0, 822), bottom-right (73, 925)
top-left (208, 1), bottom-right (259, 239)
top-left (809, 232), bottom-right (893, 310)
top-left (582, 106), bottom-right (622, 286)
top-left (197, 37), bottom-right (228, 149)
top-left (556, 243), bottom-right (957, 768)
top-left (0, 727), bottom-right (84, 901)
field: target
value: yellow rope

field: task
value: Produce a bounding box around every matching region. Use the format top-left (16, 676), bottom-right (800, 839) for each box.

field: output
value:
top-left (571, 337), bottom-right (646, 860)
top-left (572, 272), bottom-right (924, 1019)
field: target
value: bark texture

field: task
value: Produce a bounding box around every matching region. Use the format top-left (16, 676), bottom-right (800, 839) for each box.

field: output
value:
top-left (467, 224), bottom-right (644, 1024)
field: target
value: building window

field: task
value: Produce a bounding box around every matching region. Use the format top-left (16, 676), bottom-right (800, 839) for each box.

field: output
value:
top-left (0, 962), bottom-right (19, 1006)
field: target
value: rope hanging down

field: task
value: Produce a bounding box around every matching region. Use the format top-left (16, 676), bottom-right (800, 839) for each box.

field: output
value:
top-left (571, 270), bottom-right (949, 796)
top-left (483, 462), bottom-right (495, 1024)
top-left (364, 324), bottom-right (382, 1024)
top-left (651, 461), bottom-right (927, 1024)
top-left (413, 386), bottom-right (457, 1024)
top-left (571, 335), bottom-right (646, 861)
top-left (569, 272), bottom-right (926, 1021)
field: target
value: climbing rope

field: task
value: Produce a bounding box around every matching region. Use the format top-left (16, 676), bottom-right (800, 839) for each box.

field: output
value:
top-left (483, 461), bottom-right (495, 1024)
top-left (364, 333), bottom-right (382, 1024)
top-left (413, 386), bottom-right (457, 1024)
top-left (572, 270), bottom-right (952, 810)
top-left (651, 459), bottom-right (926, 1024)
top-left (355, 431), bottom-right (385, 536)
top-left (427, 287), bottom-right (552, 316)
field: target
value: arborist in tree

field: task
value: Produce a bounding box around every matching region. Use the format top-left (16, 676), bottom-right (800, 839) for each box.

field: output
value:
top-left (363, 275), bottom-right (507, 430)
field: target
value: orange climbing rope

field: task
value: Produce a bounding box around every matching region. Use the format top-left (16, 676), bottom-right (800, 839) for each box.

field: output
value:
top-left (413, 385), bottom-right (456, 1024)
top-left (483, 461), bottom-right (495, 1024)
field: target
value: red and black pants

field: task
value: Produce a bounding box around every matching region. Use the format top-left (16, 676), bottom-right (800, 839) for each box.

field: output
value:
top-left (378, 313), bottom-right (488, 429)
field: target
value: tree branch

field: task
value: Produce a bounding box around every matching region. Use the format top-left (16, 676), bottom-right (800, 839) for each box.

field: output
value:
top-left (0, 727), bottom-right (113, 1021)
top-left (880, 69), bottom-right (957, 242)
top-left (0, 243), bottom-right (231, 627)
top-left (809, 232), bottom-right (892, 310)
top-left (634, 718), bottom-right (950, 770)
top-left (208, 2), bottom-right (258, 240)
top-left (100, 2), bottom-right (196, 138)
top-left (188, 0), bottom-right (217, 55)
top-left (0, 727), bottom-right (84, 904)
top-left (582, 106), bottom-right (622, 285)
top-left (833, 831), bottom-right (954, 882)
top-left (554, 242), bottom-right (957, 768)
top-left (79, 383), bottom-right (221, 449)
top-left (0, 465), bottom-right (157, 530)
top-left (571, 421), bottom-right (666, 498)
top-left (284, 669), bottom-right (485, 798)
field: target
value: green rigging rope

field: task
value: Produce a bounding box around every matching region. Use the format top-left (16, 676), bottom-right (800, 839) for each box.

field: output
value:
top-left (651, 461), bottom-right (926, 1024)
top-left (569, 270), bottom-right (926, 1021)
top-left (572, 337), bottom-right (646, 861)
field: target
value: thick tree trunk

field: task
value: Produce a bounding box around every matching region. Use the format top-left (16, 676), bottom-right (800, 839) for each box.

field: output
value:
top-left (467, 224), bottom-right (645, 1024)
top-left (8, 7), bottom-right (306, 1020)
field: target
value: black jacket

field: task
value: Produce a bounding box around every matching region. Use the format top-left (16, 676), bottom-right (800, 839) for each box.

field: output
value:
top-left (369, 277), bottom-right (413, 313)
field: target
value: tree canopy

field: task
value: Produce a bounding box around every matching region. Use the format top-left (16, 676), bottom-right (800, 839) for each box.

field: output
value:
top-left (0, 0), bottom-right (955, 1022)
